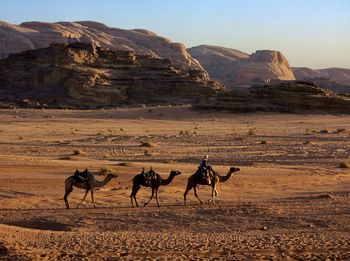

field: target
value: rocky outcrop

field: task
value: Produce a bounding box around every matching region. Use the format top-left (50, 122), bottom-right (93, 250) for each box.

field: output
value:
top-left (0, 43), bottom-right (223, 109)
top-left (293, 67), bottom-right (350, 94)
top-left (0, 20), bottom-right (204, 72)
top-left (196, 81), bottom-right (350, 114)
top-left (188, 45), bottom-right (296, 88)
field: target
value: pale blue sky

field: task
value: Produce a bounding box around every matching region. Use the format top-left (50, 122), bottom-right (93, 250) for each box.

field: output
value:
top-left (1, 0), bottom-right (350, 69)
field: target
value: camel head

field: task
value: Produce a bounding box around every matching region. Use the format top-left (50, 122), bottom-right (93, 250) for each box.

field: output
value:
top-left (229, 166), bottom-right (240, 173)
top-left (106, 173), bottom-right (118, 180)
top-left (170, 170), bottom-right (181, 176)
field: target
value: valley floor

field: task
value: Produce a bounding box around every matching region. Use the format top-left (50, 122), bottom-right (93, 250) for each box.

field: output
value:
top-left (0, 106), bottom-right (349, 260)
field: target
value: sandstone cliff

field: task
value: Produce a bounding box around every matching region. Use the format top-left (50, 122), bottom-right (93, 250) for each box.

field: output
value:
top-left (195, 81), bottom-right (350, 114)
top-left (188, 45), bottom-right (296, 88)
top-left (0, 20), bottom-right (204, 72)
top-left (0, 43), bottom-right (223, 109)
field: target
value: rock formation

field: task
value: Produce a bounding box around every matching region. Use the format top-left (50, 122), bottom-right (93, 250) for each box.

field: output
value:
top-left (0, 42), bottom-right (223, 109)
top-left (195, 81), bottom-right (350, 114)
top-left (293, 67), bottom-right (350, 94)
top-left (293, 67), bottom-right (350, 85)
top-left (0, 20), bottom-right (204, 71)
top-left (188, 45), bottom-right (296, 88)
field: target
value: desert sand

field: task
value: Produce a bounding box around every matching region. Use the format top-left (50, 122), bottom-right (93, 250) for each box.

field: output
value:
top-left (0, 106), bottom-right (349, 260)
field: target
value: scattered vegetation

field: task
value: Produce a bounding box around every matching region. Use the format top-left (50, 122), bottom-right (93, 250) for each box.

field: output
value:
top-left (144, 150), bottom-right (152, 157)
top-left (120, 128), bottom-right (124, 131)
top-left (333, 128), bottom-right (346, 134)
top-left (319, 129), bottom-right (329, 134)
top-left (179, 130), bottom-right (190, 136)
top-left (59, 156), bottom-right (72, 160)
top-left (72, 149), bottom-right (86, 156)
top-left (260, 140), bottom-right (268, 144)
top-left (339, 161), bottom-right (350, 169)
top-left (117, 162), bottom-right (133, 166)
top-left (140, 141), bottom-right (154, 147)
top-left (247, 128), bottom-right (257, 136)
top-left (18, 135), bottom-right (24, 140)
top-left (162, 159), bottom-right (177, 164)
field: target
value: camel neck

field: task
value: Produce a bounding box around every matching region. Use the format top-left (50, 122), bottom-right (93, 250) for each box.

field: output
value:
top-left (160, 173), bottom-right (176, 186)
top-left (95, 176), bottom-right (112, 187)
top-left (218, 170), bottom-right (233, 183)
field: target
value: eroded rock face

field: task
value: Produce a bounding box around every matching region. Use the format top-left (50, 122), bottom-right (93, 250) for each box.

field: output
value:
top-left (293, 67), bottom-right (350, 94)
top-left (195, 81), bottom-right (350, 114)
top-left (0, 43), bottom-right (223, 109)
top-left (188, 45), bottom-right (296, 88)
top-left (0, 20), bottom-right (204, 72)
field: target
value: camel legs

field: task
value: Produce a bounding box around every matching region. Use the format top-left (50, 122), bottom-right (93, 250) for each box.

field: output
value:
top-left (193, 186), bottom-right (203, 205)
top-left (210, 185), bottom-right (217, 204)
top-left (155, 188), bottom-right (160, 207)
top-left (184, 184), bottom-right (203, 205)
top-left (91, 188), bottom-right (96, 208)
top-left (76, 189), bottom-right (90, 208)
top-left (144, 187), bottom-right (155, 207)
top-left (130, 184), bottom-right (140, 207)
top-left (64, 187), bottom-right (73, 209)
top-left (64, 180), bottom-right (73, 209)
top-left (183, 184), bottom-right (192, 206)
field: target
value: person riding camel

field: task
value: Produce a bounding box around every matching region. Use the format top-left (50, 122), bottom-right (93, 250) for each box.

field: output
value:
top-left (197, 155), bottom-right (211, 178)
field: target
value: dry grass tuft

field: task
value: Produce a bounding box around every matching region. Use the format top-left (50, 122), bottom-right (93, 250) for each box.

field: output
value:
top-left (339, 161), bottom-right (350, 168)
top-left (72, 149), bottom-right (86, 156)
top-left (140, 141), bottom-right (154, 147)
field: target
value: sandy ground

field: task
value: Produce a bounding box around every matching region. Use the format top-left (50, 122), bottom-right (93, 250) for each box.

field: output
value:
top-left (0, 106), bottom-right (349, 260)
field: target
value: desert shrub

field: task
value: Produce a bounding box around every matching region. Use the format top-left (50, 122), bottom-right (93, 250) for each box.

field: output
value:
top-left (72, 149), bottom-right (86, 156)
top-left (179, 130), bottom-right (190, 136)
top-left (140, 141), bottom-right (154, 147)
top-left (334, 128), bottom-right (346, 134)
top-left (247, 128), bottom-right (256, 136)
top-left (163, 159), bottom-right (176, 164)
top-left (339, 161), bottom-right (350, 168)
top-left (18, 135), bottom-right (24, 140)
top-left (260, 140), bottom-right (268, 144)
top-left (144, 150), bottom-right (152, 156)
top-left (319, 129), bottom-right (329, 134)
top-left (117, 162), bottom-right (133, 166)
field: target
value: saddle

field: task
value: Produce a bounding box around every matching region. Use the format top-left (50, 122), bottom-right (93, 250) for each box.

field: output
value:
top-left (196, 167), bottom-right (212, 185)
top-left (73, 169), bottom-right (89, 183)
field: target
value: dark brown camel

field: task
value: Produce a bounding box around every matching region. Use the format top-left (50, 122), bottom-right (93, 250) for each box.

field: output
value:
top-left (184, 166), bottom-right (240, 205)
top-left (64, 169), bottom-right (118, 209)
top-left (130, 168), bottom-right (181, 207)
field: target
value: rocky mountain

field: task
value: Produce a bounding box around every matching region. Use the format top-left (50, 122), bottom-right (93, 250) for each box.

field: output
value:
top-left (0, 20), bottom-right (203, 71)
top-left (188, 45), bottom-right (296, 88)
top-left (0, 42), bottom-right (223, 109)
top-left (195, 81), bottom-right (350, 114)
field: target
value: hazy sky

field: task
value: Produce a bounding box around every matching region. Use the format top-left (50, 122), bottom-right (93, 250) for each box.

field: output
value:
top-left (1, 0), bottom-right (350, 69)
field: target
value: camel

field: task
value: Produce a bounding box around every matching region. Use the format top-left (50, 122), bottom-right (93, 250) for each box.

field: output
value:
top-left (64, 168), bottom-right (118, 209)
top-left (184, 166), bottom-right (240, 205)
top-left (130, 168), bottom-right (181, 207)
